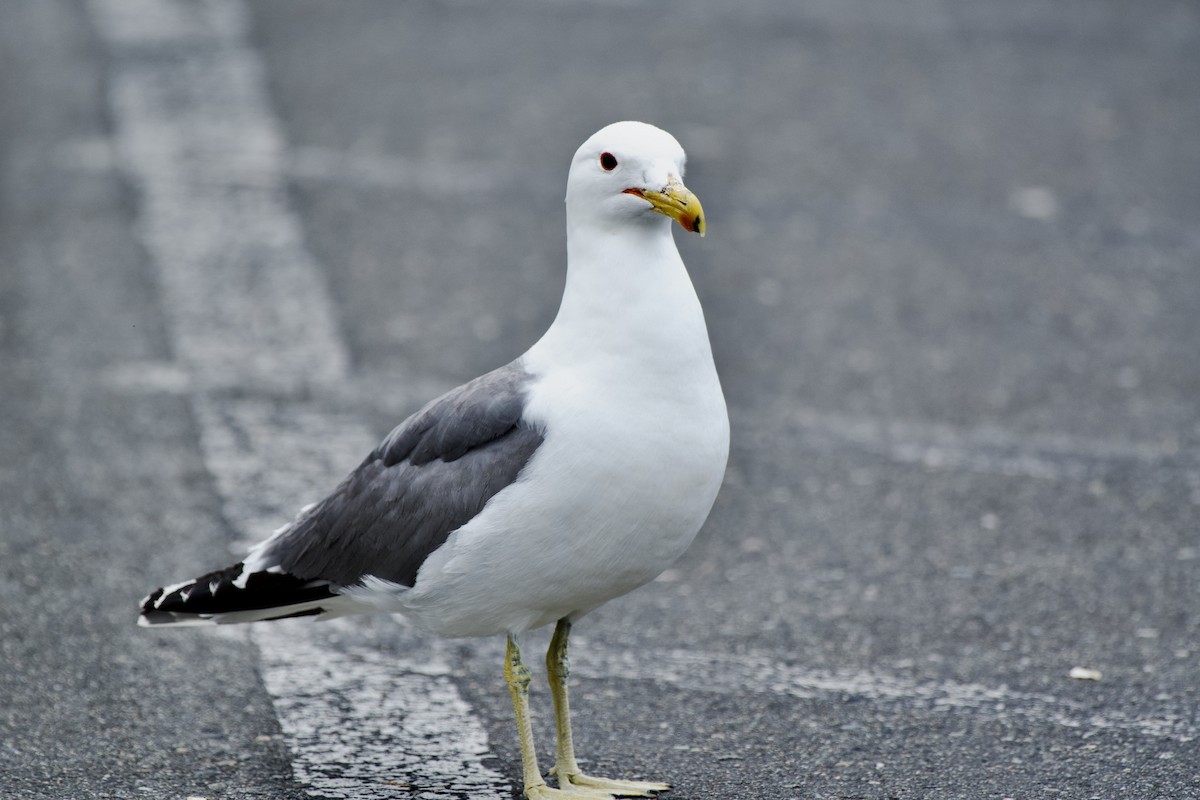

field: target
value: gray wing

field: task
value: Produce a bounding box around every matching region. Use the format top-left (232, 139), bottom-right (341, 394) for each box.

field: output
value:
top-left (255, 360), bottom-right (543, 588)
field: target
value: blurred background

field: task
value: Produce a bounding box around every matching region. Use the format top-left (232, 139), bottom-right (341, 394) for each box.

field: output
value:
top-left (2, 1), bottom-right (1197, 798)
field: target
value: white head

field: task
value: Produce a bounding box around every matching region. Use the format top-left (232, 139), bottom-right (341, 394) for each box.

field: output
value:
top-left (565, 121), bottom-right (705, 238)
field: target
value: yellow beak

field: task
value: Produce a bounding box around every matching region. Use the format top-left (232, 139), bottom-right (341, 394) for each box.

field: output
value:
top-left (625, 176), bottom-right (706, 237)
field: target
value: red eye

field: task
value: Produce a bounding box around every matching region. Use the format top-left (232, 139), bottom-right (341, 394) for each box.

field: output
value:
top-left (599, 152), bottom-right (618, 171)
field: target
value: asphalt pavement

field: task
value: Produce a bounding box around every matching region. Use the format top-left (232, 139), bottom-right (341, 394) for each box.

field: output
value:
top-left (1, 1), bottom-right (1197, 798)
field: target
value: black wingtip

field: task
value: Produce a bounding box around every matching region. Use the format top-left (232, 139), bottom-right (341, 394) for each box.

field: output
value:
top-left (138, 561), bottom-right (338, 625)
top-left (140, 586), bottom-right (164, 615)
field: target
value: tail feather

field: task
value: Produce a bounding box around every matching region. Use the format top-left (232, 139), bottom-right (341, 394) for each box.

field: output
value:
top-left (138, 562), bottom-right (349, 626)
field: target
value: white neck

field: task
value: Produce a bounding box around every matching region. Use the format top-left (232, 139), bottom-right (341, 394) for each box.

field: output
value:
top-left (525, 217), bottom-right (716, 379)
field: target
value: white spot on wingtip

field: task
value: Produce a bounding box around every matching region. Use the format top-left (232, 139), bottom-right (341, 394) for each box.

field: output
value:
top-left (159, 579), bottom-right (193, 596)
top-left (154, 579), bottom-right (194, 608)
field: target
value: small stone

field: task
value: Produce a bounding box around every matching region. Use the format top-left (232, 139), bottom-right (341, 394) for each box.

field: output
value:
top-left (1010, 186), bottom-right (1059, 220)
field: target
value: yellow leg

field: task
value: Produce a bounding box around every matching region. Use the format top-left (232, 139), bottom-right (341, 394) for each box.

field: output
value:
top-left (506, 634), bottom-right (611, 800)
top-left (546, 619), bottom-right (671, 798)
top-left (546, 619), bottom-right (583, 778)
top-left (506, 634), bottom-right (548, 797)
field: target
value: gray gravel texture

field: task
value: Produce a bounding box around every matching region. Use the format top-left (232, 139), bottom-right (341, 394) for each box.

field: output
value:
top-left (1, 0), bottom-right (1197, 798)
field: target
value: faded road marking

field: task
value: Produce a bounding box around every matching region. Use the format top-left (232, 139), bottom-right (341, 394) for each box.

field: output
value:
top-left (758, 406), bottom-right (1198, 480)
top-left (257, 621), bottom-right (509, 800)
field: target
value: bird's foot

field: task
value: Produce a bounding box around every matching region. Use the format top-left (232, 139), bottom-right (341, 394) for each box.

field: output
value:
top-left (554, 769), bottom-right (671, 798)
top-left (525, 779), bottom-right (620, 800)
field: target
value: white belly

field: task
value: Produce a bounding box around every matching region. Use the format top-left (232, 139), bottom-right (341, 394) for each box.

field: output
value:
top-left (396, 362), bottom-right (730, 637)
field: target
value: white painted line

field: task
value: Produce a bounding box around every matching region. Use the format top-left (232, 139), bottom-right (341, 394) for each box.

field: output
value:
top-left (87, 1), bottom-right (509, 797)
top-left (257, 620), bottom-right (509, 800)
top-left (89, 0), bottom-right (348, 395)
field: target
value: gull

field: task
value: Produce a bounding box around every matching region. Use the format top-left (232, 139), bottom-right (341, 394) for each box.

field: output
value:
top-left (139, 120), bottom-right (729, 799)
